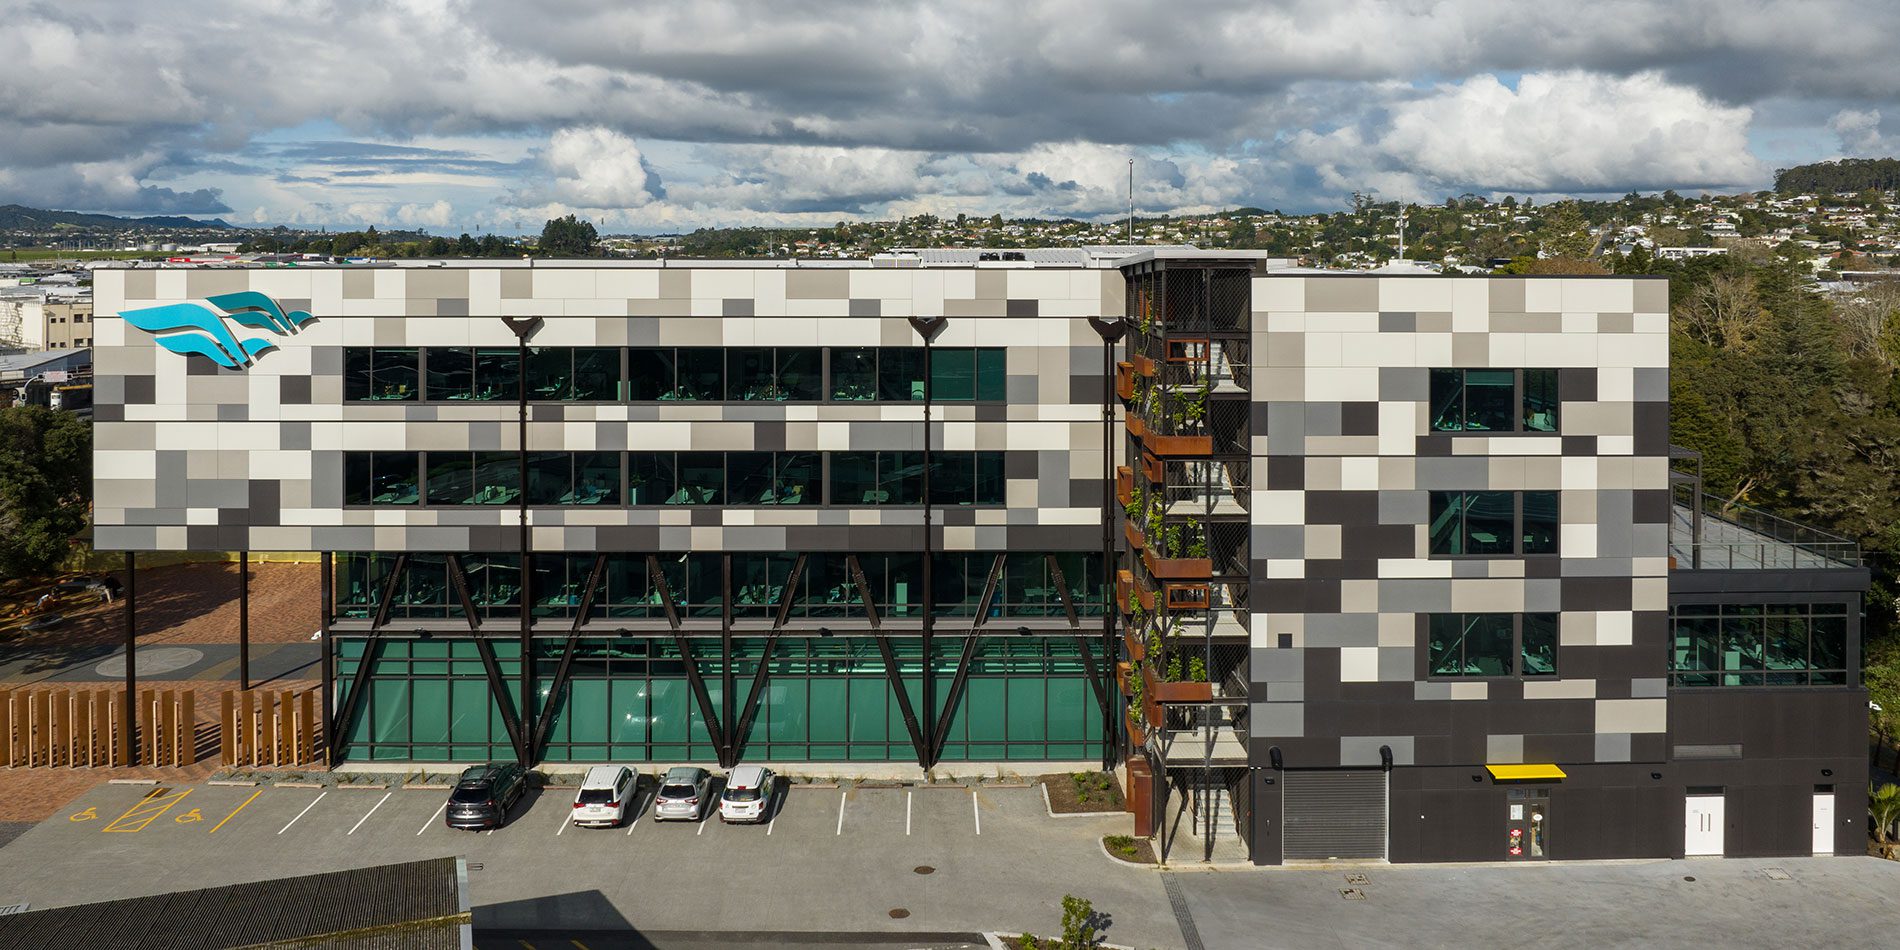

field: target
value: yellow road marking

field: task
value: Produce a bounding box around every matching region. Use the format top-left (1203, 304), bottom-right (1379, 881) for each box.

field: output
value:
top-left (68, 807), bottom-right (99, 822)
top-left (209, 791), bottom-right (261, 834)
top-left (517, 941), bottom-right (537, 950)
top-left (571, 940), bottom-right (592, 950)
top-left (103, 788), bottom-right (190, 833)
top-left (174, 808), bottom-right (205, 824)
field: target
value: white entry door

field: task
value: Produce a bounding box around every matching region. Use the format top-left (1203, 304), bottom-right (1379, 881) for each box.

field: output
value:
top-left (1813, 793), bottom-right (1835, 855)
top-left (1685, 794), bottom-right (1725, 856)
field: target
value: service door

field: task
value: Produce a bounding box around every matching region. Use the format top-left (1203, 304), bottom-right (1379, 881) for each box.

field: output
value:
top-left (1813, 791), bottom-right (1835, 855)
top-left (1685, 794), bottom-right (1725, 856)
top-left (1281, 770), bottom-right (1387, 861)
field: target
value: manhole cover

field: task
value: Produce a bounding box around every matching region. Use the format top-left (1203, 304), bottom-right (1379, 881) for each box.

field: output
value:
top-left (914, 866), bottom-right (935, 875)
top-left (1344, 872), bottom-right (1371, 886)
top-left (888, 908), bottom-right (911, 919)
top-left (95, 647), bottom-right (205, 677)
top-left (1339, 888), bottom-right (1366, 901)
top-left (1762, 868), bottom-right (1793, 881)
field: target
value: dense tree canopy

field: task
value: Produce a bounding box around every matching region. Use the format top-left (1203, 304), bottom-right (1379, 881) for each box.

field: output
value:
top-left (0, 406), bottom-right (90, 577)
top-left (1775, 158), bottom-right (1900, 194)
top-left (538, 214), bottom-right (600, 257)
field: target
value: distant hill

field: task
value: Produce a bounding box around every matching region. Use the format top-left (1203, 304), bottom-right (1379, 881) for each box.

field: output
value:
top-left (0, 204), bottom-right (233, 230)
top-left (1774, 158), bottom-right (1900, 195)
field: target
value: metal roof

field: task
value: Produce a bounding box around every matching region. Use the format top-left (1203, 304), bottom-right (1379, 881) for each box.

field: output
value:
top-left (0, 857), bottom-right (469, 950)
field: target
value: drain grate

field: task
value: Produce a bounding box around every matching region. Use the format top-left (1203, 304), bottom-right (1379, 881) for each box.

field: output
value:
top-left (888, 908), bottom-right (911, 919)
top-left (1762, 867), bottom-right (1793, 881)
top-left (1339, 888), bottom-right (1367, 901)
top-left (1344, 873), bottom-right (1371, 886)
top-left (1682, 876), bottom-right (1695, 882)
top-left (914, 866), bottom-right (936, 875)
top-left (467, 863), bottom-right (484, 872)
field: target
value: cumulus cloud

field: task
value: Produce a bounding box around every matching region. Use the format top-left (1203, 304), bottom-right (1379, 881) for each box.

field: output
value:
top-left (1290, 71), bottom-right (1762, 199)
top-left (3, 2), bottom-right (1898, 227)
top-left (1828, 108), bottom-right (1894, 157)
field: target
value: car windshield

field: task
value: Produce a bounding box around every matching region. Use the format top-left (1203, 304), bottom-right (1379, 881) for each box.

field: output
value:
top-left (659, 784), bottom-right (696, 799)
top-left (726, 787), bottom-right (762, 802)
top-left (449, 785), bottom-right (490, 803)
top-left (577, 788), bottom-right (616, 804)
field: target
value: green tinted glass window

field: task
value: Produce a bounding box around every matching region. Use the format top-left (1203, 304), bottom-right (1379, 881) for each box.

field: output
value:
top-left (977, 348), bottom-right (1008, 401)
top-left (426, 347), bottom-right (474, 400)
top-left (931, 347), bottom-right (977, 401)
top-left (831, 348), bottom-right (877, 400)
top-left (628, 348), bottom-right (676, 400)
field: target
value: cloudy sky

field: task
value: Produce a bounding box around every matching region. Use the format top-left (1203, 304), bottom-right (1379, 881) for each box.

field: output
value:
top-left (5, 0), bottom-right (1898, 233)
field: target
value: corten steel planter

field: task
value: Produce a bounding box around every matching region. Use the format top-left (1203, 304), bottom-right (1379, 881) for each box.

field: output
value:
top-left (1145, 433), bottom-right (1213, 456)
top-left (1115, 362), bottom-right (1137, 400)
top-left (1143, 663), bottom-right (1215, 703)
top-left (1142, 549), bottom-right (1211, 580)
top-left (1124, 519), bottom-right (1146, 551)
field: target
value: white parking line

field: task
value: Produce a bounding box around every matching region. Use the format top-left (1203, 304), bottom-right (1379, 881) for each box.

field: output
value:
top-left (555, 809), bottom-right (569, 836)
top-left (417, 800), bottom-right (447, 835)
top-left (972, 789), bottom-right (981, 835)
top-left (836, 790), bottom-right (846, 835)
top-left (767, 807), bottom-right (777, 835)
top-left (906, 791), bottom-right (912, 836)
top-left (346, 792), bottom-right (392, 835)
top-left (697, 812), bottom-right (710, 835)
top-left (277, 792), bottom-right (325, 835)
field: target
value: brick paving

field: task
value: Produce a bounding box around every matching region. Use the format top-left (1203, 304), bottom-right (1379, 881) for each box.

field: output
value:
top-left (1, 560), bottom-right (320, 651)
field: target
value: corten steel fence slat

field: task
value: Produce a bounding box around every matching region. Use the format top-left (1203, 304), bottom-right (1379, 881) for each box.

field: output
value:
top-left (218, 689), bottom-right (324, 768)
top-left (0, 687), bottom-right (192, 769)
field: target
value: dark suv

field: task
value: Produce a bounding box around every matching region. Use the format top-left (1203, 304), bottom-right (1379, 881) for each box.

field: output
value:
top-left (445, 762), bottom-right (528, 830)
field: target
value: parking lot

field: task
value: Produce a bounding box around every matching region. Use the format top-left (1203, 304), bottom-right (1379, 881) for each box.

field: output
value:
top-left (0, 777), bottom-right (1174, 946)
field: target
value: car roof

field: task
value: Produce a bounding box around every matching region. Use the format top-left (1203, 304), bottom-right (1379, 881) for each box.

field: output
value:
top-left (727, 765), bottom-right (767, 787)
top-left (457, 763), bottom-right (504, 783)
top-left (581, 765), bottom-right (627, 787)
top-left (661, 766), bottom-right (705, 782)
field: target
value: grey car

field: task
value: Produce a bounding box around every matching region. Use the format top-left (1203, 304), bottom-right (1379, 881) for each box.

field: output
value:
top-left (652, 766), bottom-right (712, 821)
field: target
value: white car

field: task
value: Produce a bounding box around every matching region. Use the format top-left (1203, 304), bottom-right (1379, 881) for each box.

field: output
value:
top-left (570, 765), bottom-right (636, 828)
top-left (719, 765), bottom-right (777, 823)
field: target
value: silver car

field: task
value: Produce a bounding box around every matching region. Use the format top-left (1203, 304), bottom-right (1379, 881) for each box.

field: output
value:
top-left (653, 766), bottom-right (712, 821)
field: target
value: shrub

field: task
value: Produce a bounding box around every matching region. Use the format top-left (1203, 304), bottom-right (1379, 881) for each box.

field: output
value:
top-left (1060, 895), bottom-right (1098, 948)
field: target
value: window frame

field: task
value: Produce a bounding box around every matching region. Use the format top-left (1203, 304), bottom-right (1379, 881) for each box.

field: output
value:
top-left (1668, 601), bottom-right (1855, 688)
top-left (1427, 490), bottom-right (1560, 558)
top-left (344, 450), bottom-right (1008, 508)
top-left (1422, 612), bottom-right (1561, 680)
top-left (1428, 368), bottom-right (1561, 434)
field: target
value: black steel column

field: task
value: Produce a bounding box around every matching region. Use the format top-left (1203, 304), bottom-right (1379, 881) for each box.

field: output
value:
top-left (320, 551), bottom-right (333, 766)
top-left (122, 551), bottom-right (136, 765)
top-left (1088, 316), bottom-right (1127, 772)
top-left (238, 550), bottom-right (250, 691)
top-left (908, 315), bottom-right (947, 767)
top-left (502, 316), bottom-right (543, 765)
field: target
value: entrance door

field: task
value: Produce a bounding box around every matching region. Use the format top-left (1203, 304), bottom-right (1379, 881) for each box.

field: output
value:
top-left (1505, 790), bottom-right (1550, 860)
top-left (1685, 794), bottom-right (1725, 856)
top-left (1813, 790), bottom-right (1835, 855)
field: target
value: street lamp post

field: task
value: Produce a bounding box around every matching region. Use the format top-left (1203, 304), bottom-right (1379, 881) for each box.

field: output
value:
top-left (907, 315), bottom-right (947, 769)
top-left (502, 316), bottom-right (543, 765)
top-left (1087, 316), bottom-right (1126, 772)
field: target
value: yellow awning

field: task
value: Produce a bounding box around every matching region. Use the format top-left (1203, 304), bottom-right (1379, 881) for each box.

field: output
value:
top-left (1487, 764), bottom-right (1567, 781)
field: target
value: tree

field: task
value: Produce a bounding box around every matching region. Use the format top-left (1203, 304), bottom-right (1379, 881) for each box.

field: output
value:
top-left (1871, 783), bottom-right (1900, 859)
top-left (0, 406), bottom-right (90, 577)
top-left (1537, 201), bottom-right (1592, 259)
top-left (539, 214), bottom-right (599, 256)
top-left (1676, 273), bottom-right (1766, 351)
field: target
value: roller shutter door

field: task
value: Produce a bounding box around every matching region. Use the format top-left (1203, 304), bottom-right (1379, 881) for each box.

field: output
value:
top-left (1281, 770), bottom-right (1387, 861)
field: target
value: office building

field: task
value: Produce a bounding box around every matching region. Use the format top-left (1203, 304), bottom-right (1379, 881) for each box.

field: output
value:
top-left (91, 253), bottom-right (1868, 863)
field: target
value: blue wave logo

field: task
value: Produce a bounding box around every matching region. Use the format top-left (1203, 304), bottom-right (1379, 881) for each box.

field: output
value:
top-left (120, 292), bottom-right (315, 369)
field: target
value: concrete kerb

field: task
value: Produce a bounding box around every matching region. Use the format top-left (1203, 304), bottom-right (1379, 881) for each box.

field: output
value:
top-left (989, 933), bottom-right (1137, 950)
top-left (1040, 780), bottom-right (1129, 820)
